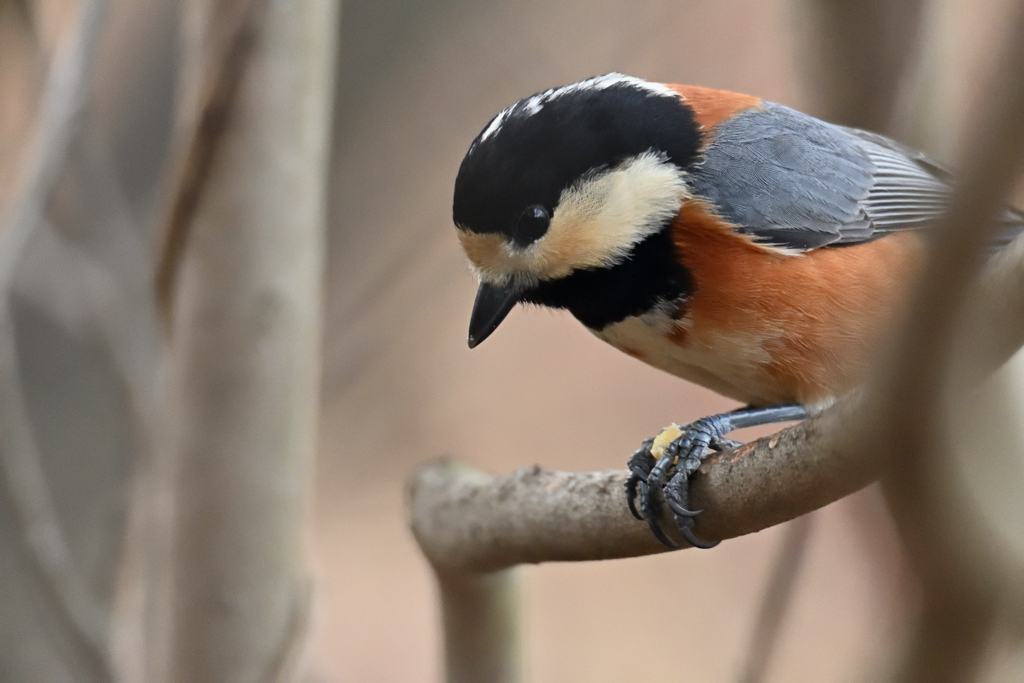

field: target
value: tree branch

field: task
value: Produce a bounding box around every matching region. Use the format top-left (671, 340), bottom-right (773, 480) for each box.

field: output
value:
top-left (791, 0), bottom-right (927, 130)
top-left (737, 514), bottom-right (814, 683)
top-left (409, 395), bottom-right (865, 573)
top-left (436, 568), bottom-right (523, 683)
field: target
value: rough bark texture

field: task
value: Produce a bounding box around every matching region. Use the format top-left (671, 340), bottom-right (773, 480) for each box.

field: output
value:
top-left (166, 1), bottom-right (338, 680)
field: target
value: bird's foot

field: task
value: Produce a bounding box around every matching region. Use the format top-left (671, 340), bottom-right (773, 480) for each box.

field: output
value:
top-left (625, 404), bottom-right (809, 548)
top-left (625, 417), bottom-right (737, 549)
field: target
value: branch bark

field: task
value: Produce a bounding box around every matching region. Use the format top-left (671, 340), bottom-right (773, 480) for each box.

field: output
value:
top-left (437, 568), bottom-right (523, 683)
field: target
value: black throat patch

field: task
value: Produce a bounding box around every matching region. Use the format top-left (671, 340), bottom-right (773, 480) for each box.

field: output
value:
top-left (521, 224), bottom-right (693, 330)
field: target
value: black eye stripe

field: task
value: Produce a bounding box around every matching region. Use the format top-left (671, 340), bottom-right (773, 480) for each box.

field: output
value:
top-left (510, 204), bottom-right (550, 247)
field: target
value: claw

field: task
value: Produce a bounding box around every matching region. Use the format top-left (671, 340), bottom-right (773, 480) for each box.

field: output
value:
top-left (636, 417), bottom-right (721, 548)
top-left (640, 480), bottom-right (678, 548)
top-left (679, 525), bottom-right (719, 550)
top-left (625, 473), bottom-right (643, 520)
top-left (646, 516), bottom-right (680, 549)
top-left (642, 454), bottom-right (672, 523)
top-left (664, 469), bottom-right (704, 517)
top-left (666, 493), bottom-right (704, 518)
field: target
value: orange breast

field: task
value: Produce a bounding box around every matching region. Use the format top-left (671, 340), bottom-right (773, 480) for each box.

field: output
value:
top-left (669, 202), bottom-right (925, 408)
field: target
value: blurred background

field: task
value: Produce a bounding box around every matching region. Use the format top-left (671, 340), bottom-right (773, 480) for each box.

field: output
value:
top-left (1, 0), bottom-right (1023, 681)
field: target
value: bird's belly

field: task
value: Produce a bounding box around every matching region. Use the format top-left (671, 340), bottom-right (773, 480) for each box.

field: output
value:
top-left (592, 312), bottom-right (793, 407)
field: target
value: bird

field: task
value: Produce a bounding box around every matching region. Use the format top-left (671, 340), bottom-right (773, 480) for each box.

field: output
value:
top-left (451, 73), bottom-right (1023, 549)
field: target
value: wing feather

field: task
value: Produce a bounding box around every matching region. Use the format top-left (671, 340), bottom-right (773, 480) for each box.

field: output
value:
top-left (849, 135), bottom-right (950, 235)
top-left (687, 102), bottom-right (1023, 252)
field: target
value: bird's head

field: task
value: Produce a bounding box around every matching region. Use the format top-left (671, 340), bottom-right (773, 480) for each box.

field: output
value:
top-left (452, 74), bottom-right (702, 347)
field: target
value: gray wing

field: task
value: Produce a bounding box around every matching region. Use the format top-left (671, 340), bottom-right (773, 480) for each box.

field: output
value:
top-left (844, 126), bottom-right (1024, 248)
top-left (688, 102), bottom-right (953, 251)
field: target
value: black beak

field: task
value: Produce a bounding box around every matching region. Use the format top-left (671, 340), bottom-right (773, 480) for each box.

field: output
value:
top-left (468, 282), bottom-right (519, 348)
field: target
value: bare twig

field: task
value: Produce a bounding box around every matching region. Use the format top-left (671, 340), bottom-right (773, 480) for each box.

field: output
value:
top-left (955, 232), bottom-right (1024, 386)
top-left (407, 399), bottom-right (862, 681)
top-left (0, 0), bottom-right (105, 291)
top-left (890, 0), bottom-right (957, 159)
top-left (737, 515), bottom-right (814, 683)
top-left (438, 567), bottom-right (523, 683)
top-left (0, 0), bottom-right (111, 678)
top-left (410, 396), bottom-right (862, 573)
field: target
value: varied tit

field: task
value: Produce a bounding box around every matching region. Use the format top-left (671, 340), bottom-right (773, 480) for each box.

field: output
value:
top-left (451, 73), bottom-right (1024, 548)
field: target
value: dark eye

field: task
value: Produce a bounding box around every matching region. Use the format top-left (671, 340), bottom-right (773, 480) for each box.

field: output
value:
top-left (510, 205), bottom-right (550, 247)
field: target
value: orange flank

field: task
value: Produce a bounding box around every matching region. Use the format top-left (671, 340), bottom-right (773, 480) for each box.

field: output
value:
top-left (670, 201), bottom-right (924, 407)
top-left (669, 84), bottom-right (762, 132)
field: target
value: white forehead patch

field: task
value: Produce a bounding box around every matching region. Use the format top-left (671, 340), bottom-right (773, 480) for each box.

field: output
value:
top-left (478, 73), bottom-right (678, 143)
